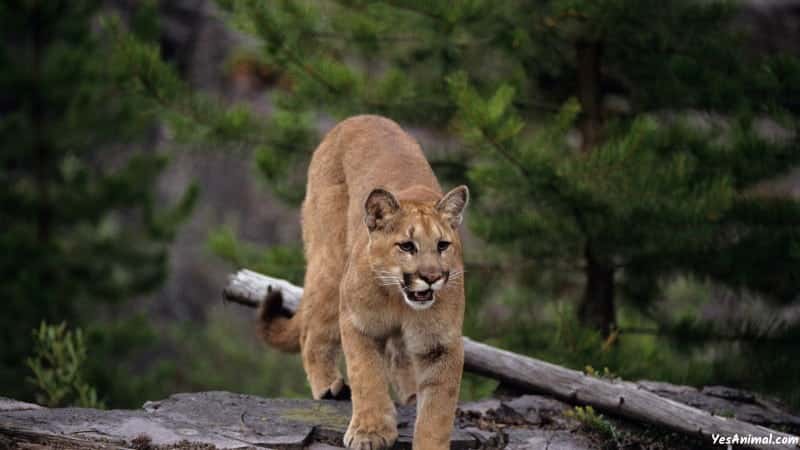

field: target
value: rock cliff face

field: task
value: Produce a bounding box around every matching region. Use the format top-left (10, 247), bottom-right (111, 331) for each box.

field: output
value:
top-left (2, 388), bottom-right (798, 450)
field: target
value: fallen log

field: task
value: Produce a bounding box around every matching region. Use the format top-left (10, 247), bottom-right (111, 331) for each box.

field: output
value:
top-left (223, 269), bottom-right (800, 450)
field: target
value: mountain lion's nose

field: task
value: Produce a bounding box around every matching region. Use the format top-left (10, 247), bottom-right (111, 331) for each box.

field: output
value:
top-left (418, 269), bottom-right (445, 285)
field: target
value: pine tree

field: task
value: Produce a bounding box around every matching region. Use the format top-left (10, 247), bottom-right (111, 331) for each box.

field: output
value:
top-left (209, 0), bottom-right (800, 335)
top-left (0, 0), bottom-right (195, 402)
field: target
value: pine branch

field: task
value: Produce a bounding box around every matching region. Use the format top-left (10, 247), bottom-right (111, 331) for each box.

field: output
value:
top-left (281, 49), bottom-right (344, 95)
top-left (467, 119), bottom-right (592, 237)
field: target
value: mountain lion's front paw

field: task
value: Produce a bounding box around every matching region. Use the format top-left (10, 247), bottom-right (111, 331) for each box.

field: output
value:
top-left (343, 415), bottom-right (397, 450)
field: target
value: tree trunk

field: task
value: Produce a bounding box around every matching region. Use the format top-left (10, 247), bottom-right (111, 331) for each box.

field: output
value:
top-left (31, 4), bottom-right (51, 244)
top-left (578, 242), bottom-right (616, 336)
top-left (575, 39), bottom-right (616, 334)
top-left (576, 39), bottom-right (604, 153)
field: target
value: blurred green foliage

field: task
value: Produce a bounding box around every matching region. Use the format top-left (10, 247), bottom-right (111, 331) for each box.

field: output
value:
top-left (7, 0), bottom-right (799, 413)
top-left (209, 0), bottom-right (800, 405)
top-left (0, 0), bottom-right (195, 405)
top-left (108, 0), bottom-right (800, 408)
top-left (205, 0), bottom-right (800, 322)
top-left (208, 226), bottom-right (305, 284)
top-left (26, 322), bottom-right (103, 408)
top-left (166, 306), bottom-right (309, 398)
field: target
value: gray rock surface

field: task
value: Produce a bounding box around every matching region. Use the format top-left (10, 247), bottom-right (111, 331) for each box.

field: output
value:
top-left (0, 398), bottom-right (41, 412)
top-left (2, 386), bottom-right (798, 449)
top-left (638, 381), bottom-right (800, 429)
top-left (0, 391), bottom-right (481, 449)
top-left (504, 428), bottom-right (599, 450)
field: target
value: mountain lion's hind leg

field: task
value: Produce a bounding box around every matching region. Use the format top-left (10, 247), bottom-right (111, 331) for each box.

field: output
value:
top-left (300, 268), bottom-right (349, 400)
top-left (299, 180), bottom-right (349, 401)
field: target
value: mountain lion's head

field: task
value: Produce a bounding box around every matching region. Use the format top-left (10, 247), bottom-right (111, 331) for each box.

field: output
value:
top-left (364, 185), bottom-right (469, 310)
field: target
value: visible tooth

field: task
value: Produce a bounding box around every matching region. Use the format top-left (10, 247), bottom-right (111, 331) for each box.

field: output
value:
top-left (412, 279), bottom-right (429, 291)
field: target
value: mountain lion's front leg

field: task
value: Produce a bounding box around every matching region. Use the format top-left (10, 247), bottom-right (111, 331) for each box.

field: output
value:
top-left (340, 317), bottom-right (398, 450)
top-left (412, 338), bottom-right (464, 450)
top-left (385, 335), bottom-right (418, 405)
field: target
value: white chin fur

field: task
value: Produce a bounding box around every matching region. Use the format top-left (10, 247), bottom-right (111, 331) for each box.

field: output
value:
top-left (401, 290), bottom-right (435, 310)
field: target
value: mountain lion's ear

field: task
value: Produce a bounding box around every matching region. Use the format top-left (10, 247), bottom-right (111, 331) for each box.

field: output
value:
top-left (364, 188), bottom-right (400, 232)
top-left (436, 185), bottom-right (469, 227)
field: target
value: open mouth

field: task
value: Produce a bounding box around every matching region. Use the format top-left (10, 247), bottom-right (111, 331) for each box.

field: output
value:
top-left (404, 288), bottom-right (434, 303)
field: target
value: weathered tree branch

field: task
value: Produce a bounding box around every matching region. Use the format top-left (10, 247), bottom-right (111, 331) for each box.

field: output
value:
top-left (223, 269), bottom-right (799, 450)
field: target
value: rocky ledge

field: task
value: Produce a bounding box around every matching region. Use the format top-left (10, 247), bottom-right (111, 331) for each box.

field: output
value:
top-left (1, 387), bottom-right (798, 450)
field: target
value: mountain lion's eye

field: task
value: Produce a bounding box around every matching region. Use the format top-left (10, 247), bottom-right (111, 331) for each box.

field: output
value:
top-left (398, 242), bottom-right (416, 253)
top-left (437, 241), bottom-right (451, 252)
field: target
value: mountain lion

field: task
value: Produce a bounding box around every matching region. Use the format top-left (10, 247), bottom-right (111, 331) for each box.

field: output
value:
top-left (258, 115), bottom-right (468, 450)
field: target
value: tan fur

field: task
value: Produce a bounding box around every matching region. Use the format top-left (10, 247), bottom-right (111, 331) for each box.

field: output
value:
top-left (258, 115), bottom-right (467, 450)
top-left (256, 289), bottom-right (300, 353)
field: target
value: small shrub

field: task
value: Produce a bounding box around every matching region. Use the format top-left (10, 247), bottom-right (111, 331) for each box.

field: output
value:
top-left (566, 405), bottom-right (619, 444)
top-left (26, 322), bottom-right (104, 408)
top-left (584, 365), bottom-right (617, 380)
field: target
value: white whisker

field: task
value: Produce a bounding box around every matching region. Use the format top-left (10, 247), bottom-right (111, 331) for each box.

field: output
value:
top-left (375, 272), bottom-right (403, 287)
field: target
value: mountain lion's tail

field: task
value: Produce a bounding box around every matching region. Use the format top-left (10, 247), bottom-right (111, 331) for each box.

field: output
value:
top-left (257, 289), bottom-right (301, 353)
